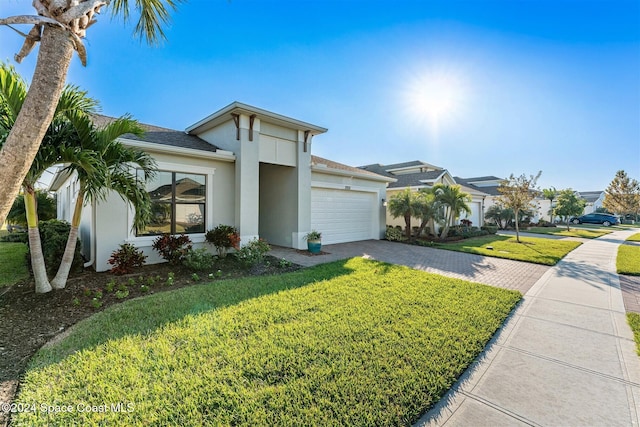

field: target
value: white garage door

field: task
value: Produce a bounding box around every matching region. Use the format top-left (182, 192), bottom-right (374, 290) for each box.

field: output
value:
top-left (311, 188), bottom-right (377, 245)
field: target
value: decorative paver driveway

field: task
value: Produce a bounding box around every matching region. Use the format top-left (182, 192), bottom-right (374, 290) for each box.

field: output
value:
top-left (271, 240), bottom-right (550, 294)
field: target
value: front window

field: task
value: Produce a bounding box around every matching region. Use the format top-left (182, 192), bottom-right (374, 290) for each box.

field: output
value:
top-left (137, 170), bottom-right (206, 236)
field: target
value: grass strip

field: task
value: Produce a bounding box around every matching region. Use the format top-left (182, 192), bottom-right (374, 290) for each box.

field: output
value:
top-left (626, 233), bottom-right (640, 242)
top-left (0, 242), bottom-right (29, 287)
top-left (628, 313), bottom-right (640, 356)
top-left (618, 244), bottom-right (640, 275)
top-left (434, 235), bottom-right (581, 265)
top-left (524, 227), bottom-right (610, 239)
top-left (14, 258), bottom-right (521, 426)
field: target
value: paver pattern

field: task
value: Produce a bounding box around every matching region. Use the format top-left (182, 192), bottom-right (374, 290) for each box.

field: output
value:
top-left (271, 239), bottom-right (549, 294)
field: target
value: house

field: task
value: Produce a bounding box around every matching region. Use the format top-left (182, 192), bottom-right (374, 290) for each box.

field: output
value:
top-left (358, 162), bottom-right (493, 229)
top-left (579, 191), bottom-right (605, 214)
top-left (50, 102), bottom-right (395, 272)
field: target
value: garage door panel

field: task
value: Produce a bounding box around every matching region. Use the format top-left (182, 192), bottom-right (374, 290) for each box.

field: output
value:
top-left (311, 188), bottom-right (376, 245)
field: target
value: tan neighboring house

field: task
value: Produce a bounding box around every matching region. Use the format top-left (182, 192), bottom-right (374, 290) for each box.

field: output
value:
top-left (358, 161), bottom-right (494, 229)
top-left (50, 102), bottom-right (394, 272)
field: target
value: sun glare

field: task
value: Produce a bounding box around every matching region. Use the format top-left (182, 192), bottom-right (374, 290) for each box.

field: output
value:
top-left (403, 68), bottom-right (467, 131)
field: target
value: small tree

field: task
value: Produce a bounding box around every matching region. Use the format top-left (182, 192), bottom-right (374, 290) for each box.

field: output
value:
top-left (434, 184), bottom-right (471, 239)
top-left (484, 204), bottom-right (512, 229)
top-left (414, 188), bottom-right (442, 238)
top-left (553, 189), bottom-right (586, 230)
top-left (603, 170), bottom-right (640, 219)
top-left (388, 188), bottom-right (419, 240)
top-left (497, 171), bottom-right (541, 243)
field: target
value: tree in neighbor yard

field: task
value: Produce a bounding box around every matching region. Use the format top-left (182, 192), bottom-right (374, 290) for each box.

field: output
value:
top-left (603, 170), bottom-right (640, 219)
top-left (0, 0), bottom-right (182, 229)
top-left (497, 171), bottom-right (541, 243)
top-left (542, 187), bottom-right (558, 222)
top-left (388, 188), bottom-right (419, 240)
top-left (433, 184), bottom-right (471, 240)
top-left (553, 189), bottom-right (586, 230)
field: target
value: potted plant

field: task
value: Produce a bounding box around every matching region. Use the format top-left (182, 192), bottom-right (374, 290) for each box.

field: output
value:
top-left (305, 230), bottom-right (322, 254)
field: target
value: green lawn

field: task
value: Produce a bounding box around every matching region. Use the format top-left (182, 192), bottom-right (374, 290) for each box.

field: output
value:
top-left (628, 313), bottom-right (640, 356)
top-left (14, 258), bottom-right (521, 426)
top-left (626, 233), bottom-right (640, 242)
top-left (524, 227), bottom-right (611, 239)
top-left (434, 235), bottom-right (581, 265)
top-left (617, 244), bottom-right (640, 275)
top-left (0, 241), bottom-right (29, 287)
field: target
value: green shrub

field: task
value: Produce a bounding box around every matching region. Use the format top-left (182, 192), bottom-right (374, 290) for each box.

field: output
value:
top-left (205, 225), bottom-right (240, 258)
top-left (448, 225), bottom-right (489, 239)
top-left (235, 238), bottom-right (270, 267)
top-left (385, 226), bottom-right (405, 241)
top-left (152, 234), bottom-right (192, 265)
top-left (27, 220), bottom-right (83, 275)
top-left (480, 225), bottom-right (498, 235)
top-left (182, 247), bottom-right (214, 271)
top-left (0, 232), bottom-right (28, 243)
top-left (107, 243), bottom-right (147, 275)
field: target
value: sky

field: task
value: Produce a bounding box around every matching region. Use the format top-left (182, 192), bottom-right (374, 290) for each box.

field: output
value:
top-left (2, 0), bottom-right (639, 191)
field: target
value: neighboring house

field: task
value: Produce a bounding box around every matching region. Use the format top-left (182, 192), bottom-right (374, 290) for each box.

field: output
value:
top-left (359, 162), bottom-right (492, 229)
top-left (50, 102), bottom-right (394, 272)
top-left (579, 191), bottom-right (605, 214)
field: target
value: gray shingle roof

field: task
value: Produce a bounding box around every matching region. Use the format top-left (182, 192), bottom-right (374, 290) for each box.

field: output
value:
top-left (92, 114), bottom-right (221, 153)
top-left (312, 156), bottom-right (393, 180)
top-left (387, 170), bottom-right (447, 189)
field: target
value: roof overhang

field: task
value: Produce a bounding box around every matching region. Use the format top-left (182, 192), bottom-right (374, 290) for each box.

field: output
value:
top-left (311, 164), bottom-right (397, 184)
top-left (186, 102), bottom-right (328, 136)
top-left (118, 138), bottom-right (236, 162)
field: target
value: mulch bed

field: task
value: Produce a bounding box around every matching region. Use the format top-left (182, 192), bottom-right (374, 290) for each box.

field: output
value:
top-left (0, 256), bottom-right (301, 427)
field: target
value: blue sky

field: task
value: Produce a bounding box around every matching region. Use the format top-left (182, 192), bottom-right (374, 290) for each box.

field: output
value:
top-left (2, 0), bottom-right (639, 191)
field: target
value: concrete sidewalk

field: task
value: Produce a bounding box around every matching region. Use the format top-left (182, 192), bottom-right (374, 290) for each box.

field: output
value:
top-left (417, 228), bottom-right (640, 426)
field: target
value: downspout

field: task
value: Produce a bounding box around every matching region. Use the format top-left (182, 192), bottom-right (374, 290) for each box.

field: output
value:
top-left (83, 201), bottom-right (95, 269)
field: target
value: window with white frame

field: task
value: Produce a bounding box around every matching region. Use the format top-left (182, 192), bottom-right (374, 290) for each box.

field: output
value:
top-left (136, 170), bottom-right (206, 236)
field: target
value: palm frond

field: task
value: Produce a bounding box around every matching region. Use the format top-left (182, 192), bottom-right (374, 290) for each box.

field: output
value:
top-left (0, 62), bottom-right (27, 130)
top-left (109, 0), bottom-right (184, 45)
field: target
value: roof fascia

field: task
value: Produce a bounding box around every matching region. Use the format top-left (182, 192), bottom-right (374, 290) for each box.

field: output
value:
top-left (186, 102), bottom-right (328, 136)
top-left (311, 164), bottom-right (397, 183)
top-left (118, 138), bottom-right (236, 162)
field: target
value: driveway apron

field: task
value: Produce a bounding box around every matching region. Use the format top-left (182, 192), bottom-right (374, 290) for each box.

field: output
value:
top-left (418, 228), bottom-right (640, 426)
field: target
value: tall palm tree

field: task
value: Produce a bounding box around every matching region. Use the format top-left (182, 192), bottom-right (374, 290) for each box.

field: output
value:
top-left (434, 184), bottom-right (472, 239)
top-left (388, 188), bottom-right (419, 240)
top-left (51, 112), bottom-right (156, 289)
top-left (0, 63), bottom-right (98, 293)
top-left (0, 0), bottom-right (182, 228)
top-left (542, 187), bottom-right (558, 222)
top-left (414, 188), bottom-right (442, 238)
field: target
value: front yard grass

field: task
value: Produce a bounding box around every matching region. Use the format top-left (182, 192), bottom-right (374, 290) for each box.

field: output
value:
top-left (434, 235), bottom-right (581, 265)
top-left (524, 227), bottom-right (611, 239)
top-left (628, 313), bottom-right (640, 356)
top-left (626, 233), bottom-right (640, 242)
top-left (0, 241), bottom-right (29, 287)
top-left (14, 258), bottom-right (521, 426)
top-left (617, 244), bottom-right (640, 275)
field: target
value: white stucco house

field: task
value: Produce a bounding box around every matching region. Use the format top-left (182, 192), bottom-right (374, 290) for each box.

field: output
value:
top-left (50, 102), bottom-right (395, 272)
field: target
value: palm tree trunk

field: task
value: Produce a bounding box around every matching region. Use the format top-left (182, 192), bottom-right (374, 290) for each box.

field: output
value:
top-left (514, 208), bottom-right (521, 243)
top-left (404, 213), bottom-right (412, 240)
top-left (440, 208), bottom-right (451, 239)
top-left (24, 188), bottom-right (51, 293)
top-left (0, 26), bottom-right (74, 225)
top-left (51, 191), bottom-right (83, 289)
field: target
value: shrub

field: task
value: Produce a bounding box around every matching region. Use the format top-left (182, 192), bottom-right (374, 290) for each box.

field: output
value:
top-left (27, 220), bottom-right (83, 275)
top-left (447, 225), bottom-right (489, 239)
top-left (235, 238), bottom-right (270, 267)
top-left (481, 225), bottom-right (498, 235)
top-left (205, 225), bottom-right (240, 258)
top-left (0, 232), bottom-right (28, 243)
top-left (182, 247), bottom-right (214, 271)
top-left (152, 234), bottom-right (192, 265)
top-left (385, 226), bottom-right (405, 242)
top-left (108, 243), bottom-right (147, 275)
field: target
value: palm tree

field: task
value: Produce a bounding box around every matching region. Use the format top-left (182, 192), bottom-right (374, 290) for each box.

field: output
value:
top-left (542, 187), bottom-right (558, 222)
top-left (414, 188), bottom-right (442, 238)
top-left (0, 0), bottom-right (182, 228)
top-left (51, 112), bottom-right (156, 289)
top-left (388, 188), bottom-right (419, 240)
top-left (0, 63), bottom-right (98, 293)
top-left (434, 184), bottom-right (472, 239)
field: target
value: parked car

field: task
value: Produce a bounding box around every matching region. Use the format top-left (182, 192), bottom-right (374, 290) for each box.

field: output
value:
top-left (570, 213), bottom-right (619, 227)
